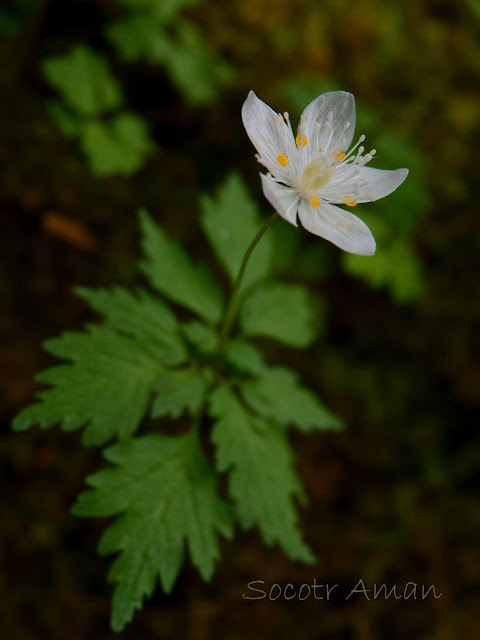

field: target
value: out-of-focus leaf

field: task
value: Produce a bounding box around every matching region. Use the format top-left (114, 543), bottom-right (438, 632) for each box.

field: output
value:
top-left (46, 101), bottom-right (81, 138)
top-left (342, 213), bottom-right (425, 304)
top-left (114, 0), bottom-right (198, 23)
top-left (107, 14), bottom-right (170, 62)
top-left (80, 112), bottom-right (155, 175)
top-left (159, 21), bottom-right (235, 105)
top-left (43, 45), bottom-right (123, 117)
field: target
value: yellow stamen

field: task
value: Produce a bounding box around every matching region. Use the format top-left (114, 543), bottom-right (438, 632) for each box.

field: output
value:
top-left (277, 154), bottom-right (289, 166)
top-left (332, 149), bottom-right (346, 162)
top-left (296, 133), bottom-right (308, 147)
top-left (309, 195), bottom-right (320, 208)
top-left (344, 196), bottom-right (358, 207)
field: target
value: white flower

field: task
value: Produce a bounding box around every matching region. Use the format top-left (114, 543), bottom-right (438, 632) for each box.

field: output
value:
top-left (242, 90), bottom-right (409, 256)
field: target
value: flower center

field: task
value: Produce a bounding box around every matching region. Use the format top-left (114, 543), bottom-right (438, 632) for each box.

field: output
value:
top-left (297, 156), bottom-right (332, 197)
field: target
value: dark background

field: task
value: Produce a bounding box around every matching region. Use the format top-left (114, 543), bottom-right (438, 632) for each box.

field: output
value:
top-left (1, 0), bottom-right (479, 638)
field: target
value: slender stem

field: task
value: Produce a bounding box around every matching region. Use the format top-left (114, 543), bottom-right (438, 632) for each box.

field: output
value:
top-left (217, 212), bottom-right (278, 354)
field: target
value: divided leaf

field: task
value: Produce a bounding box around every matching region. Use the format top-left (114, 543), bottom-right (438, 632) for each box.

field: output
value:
top-left (72, 432), bottom-right (233, 631)
top-left (209, 386), bottom-right (315, 563)
top-left (76, 286), bottom-right (187, 366)
top-left (43, 45), bottom-right (123, 117)
top-left (201, 174), bottom-right (273, 291)
top-left (12, 326), bottom-right (163, 446)
top-left (151, 368), bottom-right (208, 419)
top-left (240, 366), bottom-right (342, 432)
top-left (239, 282), bottom-right (318, 348)
top-left (139, 210), bottom-right (224, 324)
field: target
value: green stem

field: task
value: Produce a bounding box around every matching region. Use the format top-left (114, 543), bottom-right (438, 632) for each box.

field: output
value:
top-left (217, 212), bottom-right (278, 355)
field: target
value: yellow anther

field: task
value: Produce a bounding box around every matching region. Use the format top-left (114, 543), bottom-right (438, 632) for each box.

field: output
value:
top-left (277, 154), bottom-right (289, 166)
top-left (309, 195), bottom-right (320, 208)
top-left (344, 196), bottom-right (358, 207)
top-left (296, 133), bottom-right (308, 147)
top-left (332, 149), bottom-right (346, 162)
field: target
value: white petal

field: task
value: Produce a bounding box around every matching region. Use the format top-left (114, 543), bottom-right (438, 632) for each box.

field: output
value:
top-left (298, 198), bottom-right (376, 255)
top-left (298, 91), bottom-right (356, 155)
top-left (241, 91), bottom-right (296, 180)
top-left (321, 166), bottom-right (409, 203)
top-left (261, 173), bottom-right (300, 226)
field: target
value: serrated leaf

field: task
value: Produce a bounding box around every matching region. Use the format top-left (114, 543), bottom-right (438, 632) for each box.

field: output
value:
top-left (151, 368), bottom-right (208, 418)
top-left (76, 286), bottom-right (187, 366)
top-left (12, 326), bottom-right (163, 445)
top-left (72, 432), bottom-right (232, 631)
top-left (80, 112), bottom-right (155, 176)
top-left (43, 45), bottom-right (123, 117)
top-left (225, 340), bottom-right (265, 375)
top-left (209, 386), bottom-right (315, 563)
top-left (139, 210), bottom-right (224, 324)
top-left (239, 282), bottom-right (318, 348)
top-left (201, 174), bottom-right (273, 291)
top-left (240, 367), bottom-right (342, 432)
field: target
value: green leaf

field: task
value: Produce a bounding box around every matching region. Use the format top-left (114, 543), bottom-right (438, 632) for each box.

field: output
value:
top-left (43, 45), bottom-right (123, 117)
top-left (12, 326), bottom-right (163, 445)
top-left (72, 432), bottom-right (233, 631)
top-left (342, 213), bottom-right (425, 304)
top-left (225, 340), bottom-right (265, 375)
top-left (46, 100), bottom-right (81, 138)
top-left (76, 286), bottom-right (187, 366)
top-left (201, 174), bottom-right (273, 291)
top-left (107, 14), bottom-right (170, 62)
top-left (181, 321), bottom-right (218, 354)
top-left (139, 210), bottom-right (224, 324)
top-left (151, 368), bottom-right (208, 418)
top-left (159, 21), bottom-right (235, 105)
top-left (240, 367), bottom-right (342, 432)
top-left (80, 112), bottom-right (155, 176)
top-left (239, 282), bottom-right (318, 348)
top-left (209, 386), bottom-right (315, 563)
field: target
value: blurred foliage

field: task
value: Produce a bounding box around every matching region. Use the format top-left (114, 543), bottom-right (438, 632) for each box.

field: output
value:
top-left (41, 0), bottom-right (234, 175)
top-left (107, 9), bottom-right (235, 105)
top-left (43, 45), bottom-right (155, 175)
top-left (2, 0), bottom-right (480, 637)
top-left (0, 0), bottom-right (39, 34)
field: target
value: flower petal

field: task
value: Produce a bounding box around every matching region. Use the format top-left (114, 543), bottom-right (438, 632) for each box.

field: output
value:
top-left (320, 166), bottom-right (409, 204)
top-left (242, 91), bottom-right (296, 180)
top-left (298, 91), bottom-right (356, 155)
top-left (298, 198), bottom-right (376, 255)
top-left (261, 173), bottom-right (300, 226)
